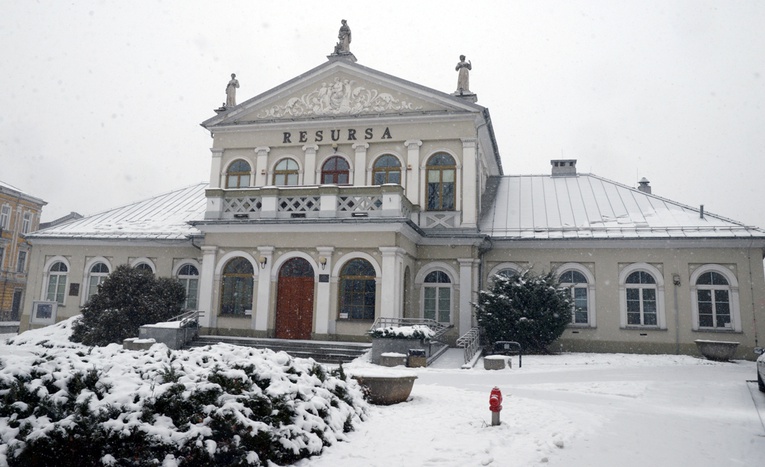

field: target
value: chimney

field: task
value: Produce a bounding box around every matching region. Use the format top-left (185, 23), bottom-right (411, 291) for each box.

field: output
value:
top-left (637, 177), bottom-right (652, 194)
top-left (551, 159), bottom-right (577, 176)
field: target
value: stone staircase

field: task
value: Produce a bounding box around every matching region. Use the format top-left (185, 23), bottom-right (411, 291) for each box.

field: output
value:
top-left (188, 335), bottom-right (372, 364)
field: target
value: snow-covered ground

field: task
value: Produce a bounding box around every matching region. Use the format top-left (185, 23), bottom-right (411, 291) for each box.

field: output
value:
top-left (304, 349), bottom-right (765, 467)
top-left (2, 328), bottom-right (763, 467)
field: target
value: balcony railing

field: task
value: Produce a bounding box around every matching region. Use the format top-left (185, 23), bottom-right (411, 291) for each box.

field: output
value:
top-left (205, 184), bottom-right (459, 229)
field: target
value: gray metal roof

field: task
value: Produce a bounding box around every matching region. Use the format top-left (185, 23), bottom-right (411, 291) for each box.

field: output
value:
top-left (26, 183), bottom-right (207, 240)
top-left (480, 174), bottom-right (765, 239)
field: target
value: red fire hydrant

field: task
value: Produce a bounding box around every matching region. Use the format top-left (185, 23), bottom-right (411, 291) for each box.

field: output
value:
top-left (489, 386), bottom-right (503, 426)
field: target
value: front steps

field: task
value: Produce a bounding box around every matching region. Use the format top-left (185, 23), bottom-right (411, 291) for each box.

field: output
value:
top-left (188, 335), bottom-right (372, 364)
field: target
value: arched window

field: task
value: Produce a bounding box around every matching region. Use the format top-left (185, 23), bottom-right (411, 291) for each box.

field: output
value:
top-left (559, 269), bottom-right (589, 325)
top-left (220, 257), bottom-right (254, 315)
top-left (372, 154), bottom-right (402, 185)
top-left (625, 270), bottom-right (658, 326)
top-left (134, 263), bottom-right (154, 274)
top-left (226, 159), bottom-right (251, 188)
top-left (177, 263), bottom-right (199, 310)
top-left (695, 272), bottom-right (730, 329)
top-left (339, 258), bottom-right (376, 320)
top-left (273, 158), bottom-right (299, 186)
top-left (86, 262), bottom-right (110, 302)
top-left (46, 261), bottom-right (68, 304)
top-left (426, 153), bottom-right (456, 211)
top-left (423, 270), bottom-right (452, 323)
top-left (321, 156), bottom-right (350, 185)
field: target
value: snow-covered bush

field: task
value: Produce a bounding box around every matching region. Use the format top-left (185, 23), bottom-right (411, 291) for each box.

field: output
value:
top-left (368, 325), bottom-right (435, 340)
top-left (71, 264), bottom-right (187, 346)
top-left (474, 270), bottom-right (572, 353)
top-left (0, 318), bottom-right (367, 466)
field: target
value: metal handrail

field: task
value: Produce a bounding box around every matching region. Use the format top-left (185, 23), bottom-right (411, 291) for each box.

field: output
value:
top-left (369, 317), bottom-right (451, 341)
top-left (456, 327), bottom-right (481, 364)
top-left (167, 309), bottom-right (201, 328)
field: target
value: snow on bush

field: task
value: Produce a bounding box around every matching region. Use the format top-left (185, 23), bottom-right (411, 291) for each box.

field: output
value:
top-left (0, 317), bottom-right (367, 466)
top-left (368, 325), bottom-right (435, 340)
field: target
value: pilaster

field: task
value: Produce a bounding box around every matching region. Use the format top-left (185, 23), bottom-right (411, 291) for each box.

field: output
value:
top-left (315, 246), bottom-right (335, 334)
top-left (458, 258), bottom-right (478, 336)
top-left (303, 145), bottom-right (318, 185)
top-left (405, 140), bottom-right (422, 205)
top-left (254, 246), bottom-right (274, 331)
top-left (461, 138), bottom-right (477, 227)
top-left (209, 148), bottom-right (224, 189)
top-left (353, 143), bottom-right (369, 186)
top-left (198, 246), bottom-right (218, 328)
top-left (254, 147), bottom-right (270, 187)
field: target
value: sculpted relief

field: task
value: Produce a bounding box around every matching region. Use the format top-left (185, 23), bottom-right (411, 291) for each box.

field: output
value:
top-left (257, 78), bottom-right (422, 119)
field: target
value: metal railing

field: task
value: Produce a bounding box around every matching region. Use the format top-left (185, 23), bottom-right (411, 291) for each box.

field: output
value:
top-left (369, 317), bottom-right (451, 341)
top-left (167, 309), bottom-right (201, 328)
top-left (456, 326), bottom-right (481, 364)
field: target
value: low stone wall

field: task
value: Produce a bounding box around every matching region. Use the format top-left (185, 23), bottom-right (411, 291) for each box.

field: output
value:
top-left (370, 338), bottom-right (430, 364)
top-left (139, 323), bottom-right (198, 350)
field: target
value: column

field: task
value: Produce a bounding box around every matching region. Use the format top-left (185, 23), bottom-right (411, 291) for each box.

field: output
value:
top-left (254, 147), bottom-right (270, 187)
top-left (353, 142), bottom-right (369, 186)
top-left (379, 247), bottom-right (405, 318)
top-left (314, 246), bottom-right (335, 335)
top-left (458, 258), bottom-right (477, 336)
top-left (303, 144), bottom-right (318, 185)
top-left (254, 246), bottom-right (274, 331)
top-left (198, 246), bottom-right (218, 328)
top-left (461, 138), bottom-right (477, 227)
top-left (405, 140), bottom-right (422, 205)
top-left (209, 148), bottom-right (224, 188)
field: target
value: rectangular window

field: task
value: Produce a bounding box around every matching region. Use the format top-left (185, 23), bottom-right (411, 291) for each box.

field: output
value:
top-left (437, 287), bottom-right (450, 323)
top-left (11, 289), bottom-right (23, 320)
top-left (424, 288), bottom-right (436, 320)
top-left (17, 251), bottom-right (27, 273)
top-left (573, 287), bottom-right (588, 324)
top-left (0, 246), bottom-right (4, 268)
top-left (0, 205), bottom-right (9, 229)
top-left (21, 212), bottom-right (31, 234)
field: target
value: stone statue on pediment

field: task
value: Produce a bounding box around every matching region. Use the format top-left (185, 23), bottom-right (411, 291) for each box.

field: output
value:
top-left (455, 55), bottom-right (472, 94)
top-left (336, 19), bottom-right (351, 54)
top-left (225, 73), bottom-right (239, 107)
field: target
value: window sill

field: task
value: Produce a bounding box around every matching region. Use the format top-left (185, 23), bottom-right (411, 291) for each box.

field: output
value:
top-left (218, 314), bottom-right (251, 319)
top-left (693, 328), bottom-right (741, 334)
top-left (621, 326), bottom-right (667, 331)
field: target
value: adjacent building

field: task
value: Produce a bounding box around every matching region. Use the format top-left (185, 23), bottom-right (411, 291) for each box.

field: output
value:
top-left (0, 181), bottom-right (45, 324)
top-left (19, 36), bottom-right (765, 359)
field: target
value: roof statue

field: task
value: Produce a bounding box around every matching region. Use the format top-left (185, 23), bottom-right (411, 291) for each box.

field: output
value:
top-left (329, 19), bottom-right (357, 62)
top-left (225, 73), bottom-right (239, 107)
top-left (453, 55), bottom-right (477, 102)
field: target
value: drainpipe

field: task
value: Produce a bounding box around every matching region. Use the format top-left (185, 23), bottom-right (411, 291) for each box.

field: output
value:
top-left (672, 273), bottom-right (681, 354)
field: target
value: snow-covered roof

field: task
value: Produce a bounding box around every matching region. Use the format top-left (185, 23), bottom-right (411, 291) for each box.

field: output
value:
top-left (480, 174), bottom-right (765, 239)
top-left (0, 180), bottom-right (46, 206)
top-left (26, 183), bottom-right (208, 240)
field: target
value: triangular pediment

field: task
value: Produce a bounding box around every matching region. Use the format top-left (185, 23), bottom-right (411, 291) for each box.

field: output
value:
top-left (203, 60), bottom-right (482, 127)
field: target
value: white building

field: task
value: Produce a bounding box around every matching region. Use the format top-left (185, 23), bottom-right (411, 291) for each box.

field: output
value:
top-left (20, 40), bottom-right (765, 359)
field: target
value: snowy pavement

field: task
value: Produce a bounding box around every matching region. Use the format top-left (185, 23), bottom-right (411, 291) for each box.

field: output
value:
top-left (299, 350), bottom-right (765, 467)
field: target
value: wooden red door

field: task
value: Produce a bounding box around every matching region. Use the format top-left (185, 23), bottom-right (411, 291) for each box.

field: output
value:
top-left (275, 258), bottom-right (315, 340)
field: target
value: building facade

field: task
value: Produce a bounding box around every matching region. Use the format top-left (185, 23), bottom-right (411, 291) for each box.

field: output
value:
top-left (0, 181), bottom-right (45, 323)
top-left (19, 45), bottom-right (765, 359)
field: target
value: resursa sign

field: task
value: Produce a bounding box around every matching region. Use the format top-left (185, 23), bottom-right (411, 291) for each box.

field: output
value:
top-left (283, 127), bottom-right (392, 144)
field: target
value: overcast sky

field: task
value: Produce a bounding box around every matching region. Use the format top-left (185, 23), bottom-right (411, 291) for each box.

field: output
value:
top-left (1, 1), bottom-right (764, 229)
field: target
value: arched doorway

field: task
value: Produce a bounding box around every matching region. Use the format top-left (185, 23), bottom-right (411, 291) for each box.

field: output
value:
top-left (275, 258), bottom-right (315, 339)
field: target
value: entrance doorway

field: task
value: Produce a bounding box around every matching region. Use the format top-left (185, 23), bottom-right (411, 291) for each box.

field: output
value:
top-left (275, 258), bottom-right (315, 339)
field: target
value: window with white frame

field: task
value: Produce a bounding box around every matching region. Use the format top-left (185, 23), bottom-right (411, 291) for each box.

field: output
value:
top-left (690, 265), bottom-right (741, 332)
top-left (86, 262), bottom-right (110, 302)
top-left (423, 270), bottom-right (452, 323)
top-left (21, 212), bottom-right (31, 234)
top-left (46, 261), bottom-right (68, 304)
top-left (134, 262), bottom-right (154, 274)
top-left (226, 160), bottom-right (252, 188)
top-left (273, 158), bottom-right (299, 186)
top-left (624, 270), bottom-right (659, 326)
top-left (559, 269), bottom-right (590, 325)
top-left (177, 263), bottom-right (199, 310)
top-left (0, 205), bottom-right (9, 229)
top-left (17, 251), bottom-right (27, 273)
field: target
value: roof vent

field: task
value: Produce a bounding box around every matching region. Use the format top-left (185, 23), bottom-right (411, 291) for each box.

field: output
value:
top-left (637, 177), bottom-right (652, 194)
top-left (551, 159), bottom-right (577, 176)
